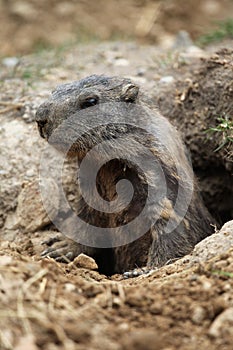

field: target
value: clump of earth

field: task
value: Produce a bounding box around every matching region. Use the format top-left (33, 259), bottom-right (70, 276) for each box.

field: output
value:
top-left (154, 48), bottom-right (233, 223)
top-left (0, 36), bottom-right (233, 349)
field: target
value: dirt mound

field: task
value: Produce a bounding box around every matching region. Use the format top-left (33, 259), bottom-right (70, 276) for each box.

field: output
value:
top-left (1, 224), bottom-right (233, 350)
top-left (154, 48), bottom-right (233, 223)
top-left (1, 38), bottom-right (233, 350)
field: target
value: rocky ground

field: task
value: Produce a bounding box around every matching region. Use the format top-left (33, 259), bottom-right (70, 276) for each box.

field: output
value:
top-left (0, 38), bottom-right (233, 349)
top-left (1, 0), bottom-right (233, 56)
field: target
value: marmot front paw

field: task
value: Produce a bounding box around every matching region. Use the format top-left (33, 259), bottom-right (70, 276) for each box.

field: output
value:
top-left (41, 234), bottom-right (82, 262)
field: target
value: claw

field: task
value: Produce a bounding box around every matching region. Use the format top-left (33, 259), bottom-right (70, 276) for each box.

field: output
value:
top-left (41, 247), bottom-right (54, 257)
top-left (40, 235), bottom-right (82, 263)
top-left (41, 234), bottom-right (62, 246)
top-left (54, 254), bottom-right (72, 263)
top-left (123, 267), bottom-right (153, 279)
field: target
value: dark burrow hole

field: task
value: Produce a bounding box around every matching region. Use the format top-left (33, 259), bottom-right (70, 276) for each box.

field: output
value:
top-left (195, 164), bottom-right (233, 226)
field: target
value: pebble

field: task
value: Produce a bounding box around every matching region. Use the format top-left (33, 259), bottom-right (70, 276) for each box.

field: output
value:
top-left (114, 58), bottom-right (130, 67)
top-left (16, 179), bottom-right (59, 232)
top-left (208, 308), bottom-right (233, 337)
top-left (128, 76), bottom-right (147, 85)
top-left (136, 68), bottom-right (146, 77)
top-left (172, 30), bottom-right (193, 49)
top-left (25, 169), bottom-right (35, 178)
top-left (2, 57), bottom-right (19, 68)
top-left (0, 241), bottom-right (10, 249)
top-left (64, 283), bottom-right (76, 292)
top-left (72, 253), bottom-right (98, 270)
top-left (179, 46), bottom-right (205, 59)
top-left (159, 76), bottom-right (175, 84)
top-left (191, 220), bottom-right (233, 262)
top-left (14, 334), bottom-right (38, 350)
top-left (191, 305), bottom-right (206, 324)
top-left (0, 255), bottom-right (12, 266)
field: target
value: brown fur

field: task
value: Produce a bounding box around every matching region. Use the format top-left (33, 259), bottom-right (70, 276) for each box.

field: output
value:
top-left (36, 75), bottom-right (215, 275)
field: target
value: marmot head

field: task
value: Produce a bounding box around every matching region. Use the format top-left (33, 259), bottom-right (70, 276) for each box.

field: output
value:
top-left (35, 75), bottom-right (139, 142)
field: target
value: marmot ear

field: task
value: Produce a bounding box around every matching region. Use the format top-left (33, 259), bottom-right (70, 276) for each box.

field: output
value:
top-left (120, 83), bottom-right (139, 103)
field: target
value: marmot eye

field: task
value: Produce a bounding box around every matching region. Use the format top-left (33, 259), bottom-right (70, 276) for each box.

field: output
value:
top-left (80, 97), bottom-right (98, 109)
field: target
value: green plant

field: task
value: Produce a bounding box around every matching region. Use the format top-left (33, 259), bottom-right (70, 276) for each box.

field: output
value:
top-left (211, 270), bottom-right (233, 278)
top-left (205, 115), bottom-right (233, 152)
top-left (197, 18), bottom-right (233, 46)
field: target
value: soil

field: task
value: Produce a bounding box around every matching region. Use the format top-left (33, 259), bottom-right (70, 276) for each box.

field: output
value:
top-left (1, 0), bottom-right (233, 56)
top-left (1, 14), bottom-right (233, 350)
top-left (152, 48), bottom-right (233, 223)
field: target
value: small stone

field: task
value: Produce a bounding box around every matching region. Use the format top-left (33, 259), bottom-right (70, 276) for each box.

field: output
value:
top-left (128, 76), bottom-right (146, 85)
top-left (136, 68), bottom-right (146, 77)
top-left (112, 297), bottom-right (122, 307)
top-left (25, 169), bottom-right (35, 178)
top-left (114, 58), bottom-right (129, 67)
top-left (202, 280), bottom-right (212, 291)
top-left (64, 283), bottom-right (76, 292)
top-left (16, 179), bottom-right (59, 232)
top-left (0, 255), bottom-right (12, 266)
top-left (172, 30), bottom-right (193, 49)
top-left (4, 212), bottom-right (19, 230)
top-left (73, 253), bottom-right (98, 270)
top-left (180, 46), bottom-right (205, 59)
top-left (191, 220), bottom-right (233, 263)
top-left (2, 57), bottom-right (19, 68)
top-left (191, 306), bottom-right (206, 324)
top-left (118, 323), bottom-right (129, 331)
top-left (208, 308), bottom-right (233, 337)
top-left (15, 334), bottom-right (39, 350)
top-left (0, 241), bottom-right (10, 249)
top-left (159, 76), bottom-right (174, 84)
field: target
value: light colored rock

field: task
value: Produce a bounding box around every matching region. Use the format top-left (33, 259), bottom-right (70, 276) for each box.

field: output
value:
top-left (172, 30), bottom-right (193, 49)
top-left (208, 308), bottom-right (233, 337)
top-left (136, 68), bottom-right (146, 77)
top-left (15, 334), bottom-right (39, 350)
top-left (0, 255), bottom-right (12, 266)
top-left (0, 115), bottom-right (81, 233)
top-left (0, 119), bottom-right (44, 229)
top-left (0, 241), bottom-right (9, 249)
top-left (191, 305), bottom-right (206, 324)
top-left (16, 179), bottom-right (59, 233)
top-left (159, 76), bottom-right (174, 84)
top-left (191, 220), bottom-right (233, 262)
top-left (4, 212), bottom-right (19, 230)
top-left (64, 283), bottom-right (76, 292)
top-left (2, 57), bottom-right (19, 68)
top-left (10, 1), bottom-right (37, 19)
top-left (180, 46), bottom-right (206, 59)
top-left (72, 253), bottom-right (98, 270)
top-left (128, 76), bottom-right (147, 85)
top-left (114, 58), bottom-right (129, 67)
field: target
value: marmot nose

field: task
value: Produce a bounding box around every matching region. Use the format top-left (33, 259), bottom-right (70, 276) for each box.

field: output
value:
top-left (37, 120), bottom-right (47, 139)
